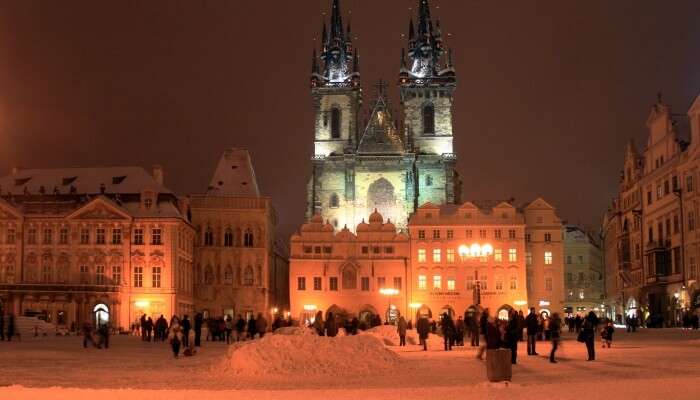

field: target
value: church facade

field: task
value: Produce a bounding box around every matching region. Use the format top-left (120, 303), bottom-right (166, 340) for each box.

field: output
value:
top-left (306, 0), bottom-right (460, 233)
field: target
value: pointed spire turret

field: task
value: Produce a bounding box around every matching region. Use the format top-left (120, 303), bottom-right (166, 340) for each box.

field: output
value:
top-left (313, 0), bottom-right (356, 86)
top-left (408, 18), bottom-right (415, 42)
top-left (311, 48), bottom-right (319, 74)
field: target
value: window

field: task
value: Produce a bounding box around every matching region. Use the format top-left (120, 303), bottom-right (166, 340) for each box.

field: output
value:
top-left (509, 275), bottom-right (517, 290)
top-left (657, 185), bottom-right (662, 199)
top-left (579, 289), bottom-right (585, 299)
top-left (423, 103), bottom-right (435, 134)
top-left (329, 193), bottom-right (339, 208)
top-left (314, 246), bottom-right (321, 254)
top-left (313, 277), bottom-right (322, 291)
top-left (42, 263), bottom-right (51, 282)
top-left (544, 233), bottom-right (552, 242)
top-left (361, 277), bottom-right (370, 291)
top-left (152, 266), bottom-right (161, 288)
top-left (384, 246), bottom-right (394, 254)
top-left (664, 180), bottom-right (670, 195)
top-left (526, 252), bottom-right (532, 265)
top-left (433, 275), bottom-right (442, 289)
top-left (508, 248), bottom-right (517, 262)
top-left (674, 215), bottom-right (680, 234)
top-left (687, 175), bottom-right (694, 192)
top-left (544, 251), bottom-right (553, 265)
top-left (690, 257), bottom-right (697, 280)
top-left (525, 233), bottom-right (531, 242)
top-left (577, 255), bottom-right (584, 264)
top-left (112, 266), bottom-right (121, 285)
top-left (447, 277), bottom-right (455, 291)
top-left (297, 276), bottom-right (306, 291)
top-left (479, 277), bottom-right (488, 290)
top-left (566, 255), bottom-right (572, 264)
top-left (244, 266), bottom-right (254, 286)
top-left (224, 229), bottom-right (233, 247)
top-left (494, 249), bottom-right (503, 262)
top-left (495, 277), bottom-right (503, 291)
top-left (80, 265), bottom-right (89, 284)
top-left (432, 248), bottom-right (441, 263)
top-left (425, 175), bottom-right (433, 186)
top-left (418, 275), bottom-right (427, 290)
top-left (112, 228), bottom-right (122, 245)
top-left (244, 229), bottom-right (254, 247)
top-left (432, 229), bottom-right (440, 239)
top-left (133, 266), bottom-right (143, 288)
top-left (330, 107), bottom-right (341, 139)
top-left (466, 276), bottom-right (474, 290)
top-left (362, 246), bottom-right (369, 254)
top-left (134, 228), bottom-right (144, 245)
top-left (494, 229), bottom-right (502, 239)
top-left (545, 277), bottom-right (553, 291)
top-left (418, 249), bottom-right (426, 263)
top-left (690, 212), bottom-right (696, 231)
top-left (96, 228), bottom-right (105, 245)
top-left (377, 277), bottom-right (386, 288)
top-left (666, 219), bottom-right (671, 237)
top-left (635, 243), bottom-right (641, 260)
top-left (324, 246), bottom-right (332, 254)
top-left (647, 191), bottom-right (652, 205)
top-left (151, 228), bottom-right (162, 245)
top-left (224, 266), bottom-right (233, 284)
top-left (393, 277), bottom-right (402, 290)
top-left (28, 228), bottom-right (37, 245)
top-left (6, 229), bottom-right (15, 244)
top-left (418, 230), bottom-right (426, 239)
top-left (672, 176), bottom-right (679, 191)
top-left (479, 229), bottom-right (486, 239)
top-left (373, 246), bottom-right (380, 254)
top-left (508, 229), bottom-right (516, 239)
top-left (466, 230), bottom-right (472, 239)
top-left (95, 265), bottom-right (105, 285)
top-left (446, 230), bottom-right (454, 239)
top-left (144, 198), bottom-right (153, 209)
top-left (446, 249), bottom-right (455, 263)
top-left (43, 229), bottom-right (52, 245)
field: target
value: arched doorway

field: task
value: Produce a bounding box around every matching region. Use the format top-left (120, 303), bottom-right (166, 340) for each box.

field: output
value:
top-left (439, 305), bottom-right (455, 320)
top-left (326, 304), bottom-right (347, 324)
top-left (626, 297), bottom-right (638, 318)
top-left (497, 304), bottom-right (513, 320)
top-left (94, 303), bottom-right (109, 327)
top-left (385, 305), bottom-right (401, 324)
top-left (358, 304), bottom-right (378, 326)
top-left (464, 305), bottom-right (482, 320)
top-left (417, 305), bottom-right (432, 319)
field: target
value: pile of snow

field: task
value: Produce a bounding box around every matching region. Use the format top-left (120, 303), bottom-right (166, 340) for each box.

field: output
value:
top-left (273, 326), bottom-right (315, 336)
top-left (219, 333), bottom-right (400, 377)
top-left (360, 325), bottom-right (417, 346)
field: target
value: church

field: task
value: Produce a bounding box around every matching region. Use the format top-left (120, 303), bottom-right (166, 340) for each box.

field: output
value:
top-left (306, 0), bottom-right (460, 233)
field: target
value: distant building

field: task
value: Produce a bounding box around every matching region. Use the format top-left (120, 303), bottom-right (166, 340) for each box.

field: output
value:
top-left (0, 166), bottom-right (195, 330)
top-left (603, 95), bottom-right (700, 326)
top-left (190, 148), bottom-right (289, 321)
top-left (563, 226), bottom-right (604, 316)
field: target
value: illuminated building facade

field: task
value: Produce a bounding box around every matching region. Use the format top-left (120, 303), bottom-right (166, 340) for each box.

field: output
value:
top-left (563, 225), bottom-right (604, 315)
top-left (307, 0), bottom-right (460, 233)
top-left (0, 166), bottom-right (195, 330)
top-left (190, 149), bottom-right (289, 321)
top-left (603, 94), bottom-right (700, 325)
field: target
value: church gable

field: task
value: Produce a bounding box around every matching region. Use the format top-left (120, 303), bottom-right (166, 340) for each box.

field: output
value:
top-left (67, 197), bottom-right (132, 221)
top-left (357, 95), bottom-right (404, 155)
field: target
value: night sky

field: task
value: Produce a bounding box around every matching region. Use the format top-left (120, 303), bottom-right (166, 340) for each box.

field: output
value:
top-left (1, 0), bottom-right (700, 240)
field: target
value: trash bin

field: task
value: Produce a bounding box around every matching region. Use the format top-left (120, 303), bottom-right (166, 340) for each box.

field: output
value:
top-left (485, 348), bottom-right (512, 382)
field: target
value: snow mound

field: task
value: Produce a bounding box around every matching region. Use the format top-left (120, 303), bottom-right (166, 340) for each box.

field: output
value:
top-left (360, 325), bottom-right (417, 346)
top-left (219, 334), bottom-right (400, 377)
top-left (273, 326), bottom-right (315, 336)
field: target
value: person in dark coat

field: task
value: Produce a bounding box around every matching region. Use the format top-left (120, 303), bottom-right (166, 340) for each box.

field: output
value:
top-left (397, 316), bottom-right (408, 346)
top-left (5, 314), bottom-right (14, 341)
top-left (194, 313), bottom-right (203, 347)
top-left (476, 308), bottom-right (490, 360)
top-left (140, 314), bottom-right (147, 341)
top-left (583, 311), bottom-right (599, 361)
top-left (517, 310), bottom-right (526, 342)
top-left (324, 312), bottom-right (338, 337)
top-left (181, 315), bottom-right (191, 347)
top-left (235, 315), bottom-right (246, 340)
top-left (82, 321), bottom-right (96, 348)
top-left (468, 313), bottom-right (480, 347)
top-left (256, 313), bottom-right (268, 338)
top-left (351, 317), bottom-right (360, 335)
top-left (0, 312), bottom-right (4, 341)
top-left (416, 316), bottom-right (430, 351)
top-left (485, 316), bottom-right (501, 350)
top-left (506, 310), bottom-right (520, 364)
top-left (602, 321), bottom-right (614, 348)
top-left (549, 313), bottom-right (562, 363)
top-left (247, 315), bottom-right (258, 339)
top-left (455, 316), bottom-right (465, 346)
top-left (441, 313), bottom-right (455, 351)
top-left (574, 314), bottom-right (583, 333)
top-left (96, 323), bottom-right (110, 349)
top-left (525, 307), bottom-right (539, 356)
top-left (145, 317), bottom-right (154, 342)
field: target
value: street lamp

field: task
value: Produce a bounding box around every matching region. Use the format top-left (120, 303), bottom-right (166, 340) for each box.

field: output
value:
top-left (380, 288), bottom-right (400, 323)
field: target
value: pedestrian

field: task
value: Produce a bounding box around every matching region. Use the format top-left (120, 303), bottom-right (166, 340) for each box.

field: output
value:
top-left (416, 315), bottom-right (430, 351)
top-left (506, 310), bottom-right (519, 364)
top-left (476, 308), bottom-right (490, 360)
top-left (312, 311), bottom-right (325, 336)
top-left (140, 314), bottom-right (147, 341)
top-left (235, 314), bottom-right (246, 340)
top-left (181, 315), bottom-right (191, 348)
top-left (146, 317), bottom-right (154, 342)
top-left (602, 321), bottom-right (614, 348)
top-left (469, 313), bottom-right (480, 347)
top-left (441, 313), bottom-right (455, 351)
top-left (397, 316), bottom-right (407, 346)
top-left (5, 314), bottom-right (14, 341)
top-left (96, 323), bottom-right (110, 349)
top-left (0, 312), bottom-right (4, 341)
top-left (256, 313), bottom-right (268, 339)
top-left (549, 312), bottom-right (562, 363)
top-left (225, 316), bottom-right (233, 344)
top-left (455, 316), bottom-right (465, 346)
top-left (351, 317), bottom-right (360, 335)
top-left (169, 324), bottom-right (183, 358)
top-left (325, 312), bottom-right (338, 337)
top-left (581, 311), bottom-right (599, 361)
top-left (525, 307), bottom-right (539, 356)
top-left (194, 312), bottom-right (203, 347)
top-left (485, 316), bottom-right (501, 350)
top-left (82, 321), bottom-right (96, 348)
top-left (517, 310), bottom-right (525, 342)
top-left (574, 314), bottom-right (583, 333)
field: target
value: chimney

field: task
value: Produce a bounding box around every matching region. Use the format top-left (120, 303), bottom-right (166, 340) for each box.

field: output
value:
top-left (152, 164), bottom-right (164, 186)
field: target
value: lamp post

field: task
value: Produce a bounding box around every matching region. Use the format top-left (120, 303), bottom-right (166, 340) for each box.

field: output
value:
top-left (379, 287), bottom-right (400, 323)
top-left (458, 242), bottom-right (493, 307)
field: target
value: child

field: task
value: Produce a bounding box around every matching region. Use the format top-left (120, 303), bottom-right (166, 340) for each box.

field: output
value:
top-left (602, 322), bottom-right (614, 348)
top-left (168, 326), bottom-right (183, 358)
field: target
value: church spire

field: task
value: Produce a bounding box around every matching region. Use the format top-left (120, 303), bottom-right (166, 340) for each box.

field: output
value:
top-left (400, 0), bottom-right (453, 84)
top-left (313, 0), bottom-right (356, 87)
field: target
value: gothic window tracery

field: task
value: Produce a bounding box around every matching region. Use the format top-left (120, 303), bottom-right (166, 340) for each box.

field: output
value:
top-left (243, 266), bottom-right (254, 286)
top-left (423, 103), bottom-right (435, 135)
top-left (224, 228), bottom-right (234, 247)
top-left (244, 229), bottom-right (254, 247)
top-left (331, 107), bottom-right (341, 139)
top-left (224, 265), bottom-right (233, 285)
top-left (330, 193), bottom-right (339, 208)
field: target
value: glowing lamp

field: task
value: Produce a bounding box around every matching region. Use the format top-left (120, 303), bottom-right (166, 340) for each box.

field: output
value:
top-left (409, 302), bottom-right (423, 309)
top-left (271, 307), bottom-right (279, 314)
top-left (303, 304), bottom-right (317, 311)
top-left (539, 300), bottom-right (550, 307)
top-left (379, 288), bottom-right (399, 296)
top-left (134, 300), bottom-right (150, 308)
top-left (470, 243), bottom-right (481, 257)
top-left (458, 244), bottom-right (470, 258)
top-left (481, 243), bottom-right (493, 256)
top-left (514, 300), bottom-right (527, 306)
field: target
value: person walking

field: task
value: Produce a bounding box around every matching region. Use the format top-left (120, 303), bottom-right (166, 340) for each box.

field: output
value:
top-left (145, 317), bottom-right (154, 342)
top-left (416, 315), bottom-right (430, 351)
top-left (235, 315), bottom-right (246, 341)
top-left (225, 316), bottom-right (233, 344)
top-left (469, 313), bottom-right (480, 347)
top-left (582, 311), bottom-right (599, 361)
top-left (325, 312), bottom-right (338, 337)
top-left (256, 313), bottom-right (268, 339)
top-left (602, 321), bottom-right (614, 348)
top-left (168, 324), bottom-right (183, 358)
top-left (525, 308), bottom-right (539, 356)
top-left (549, 312), bottom-right (562, 363)
top-left (455, 316), bottom-right (466, 346)
top-left (181, 315), bottom-right (191, 348)
top-left (5, 314), bottom-right (14, 342)
top-left (441, 313), bottom-right (455, 351)
top-left (517, 310), bottom-right (525, 342)
top-left (312, 311), bottom-right (324, 336)
top-left (96, 323), bottom-right (110, 349)
top-left (506, 310), bottom-right (519, 364)
top-left (476, 308), bottom-right (490, 360)
top-left (194, 312), bottom-right (203, 347)
top-left (247, 315), bottom-right (258, 339)
top-left (397, 316), bottom-right (408, 346)
top-left (82, 321), bottom-right (96, 348)
top-left (140, 314), bottom-right (147, 341)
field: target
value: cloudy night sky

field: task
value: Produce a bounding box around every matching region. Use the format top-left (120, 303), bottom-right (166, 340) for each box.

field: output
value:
top-left (1, 0), bottom-right (700, 238)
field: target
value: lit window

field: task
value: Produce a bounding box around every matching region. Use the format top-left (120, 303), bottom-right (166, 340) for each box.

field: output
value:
top-left (493, 248), bottom-right (503, 262)
top-left (112, 266), bottom-right (121, 285)
top-left (418, 249), bottom-right (426, 263)
top-left (95, 265), bottom-right (105, 285)
top-left (418, 275), bottom-right (427, 290)
top-left (509, 275), bottom-right (517, 290)
top-left (544, 251), bottom-right (553, 265)
top-left (152, 266), bottom-right (161, 288)
top-left (432, 248), bottom-right (441, 263)
top-left (433, 275), bottom-right (442, 289)
top-left (447, 277), bottom-right (455, 291)
top-left (446, 249), bottom-right (455, 263)
top-left (133, 266), bottom-right (143, 288)
top-left (579, 289), bottom-right (585, 299)
top-left (508, 248), bottom-right (517, 262)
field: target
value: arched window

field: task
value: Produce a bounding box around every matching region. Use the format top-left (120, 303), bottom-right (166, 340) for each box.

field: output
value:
top-left (204, 227), bottom-right (214, 246)
top-left (224, 229), bottom-right (233, 247)
top-left (244, 229), bottom-right (254, 247)
top-left (425, 175), bottom-right (433, 186)
top-left (224, 265), bottom-right (233, 285)
top-left (342, 265), bottom-right (357, 290)
top-left (204, 265), bottom-right (214, 285)
top-left (243, 266), bottom-right (254, 286)
top-left (329, 193), bottom-right (339, 208)
top-left (331, 107), bottom-right (341, 139)
top-left (423, 103), bottom-right (435, 135)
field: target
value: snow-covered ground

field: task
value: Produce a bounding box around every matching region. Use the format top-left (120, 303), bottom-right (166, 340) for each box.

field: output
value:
top-left (1, 328), bottom-right (700, 399)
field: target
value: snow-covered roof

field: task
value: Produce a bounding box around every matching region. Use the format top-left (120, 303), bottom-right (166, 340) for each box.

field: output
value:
top-left (205, 148), bottom-right (260, 197)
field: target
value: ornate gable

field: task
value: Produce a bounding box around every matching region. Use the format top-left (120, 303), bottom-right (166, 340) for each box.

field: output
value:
top-left (68, 197), bottom-right (131, 221)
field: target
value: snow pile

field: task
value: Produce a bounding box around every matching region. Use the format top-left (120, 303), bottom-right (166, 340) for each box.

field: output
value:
top-left (219, 333), bottom-right (400, 377)
top-left (274, 326), bottom-right (315, 336)
top-left (360, 325), bottom-right (417, 346)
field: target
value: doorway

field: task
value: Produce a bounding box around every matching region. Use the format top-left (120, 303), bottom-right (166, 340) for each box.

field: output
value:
top-left (94, 303), bottom-right (109, 327)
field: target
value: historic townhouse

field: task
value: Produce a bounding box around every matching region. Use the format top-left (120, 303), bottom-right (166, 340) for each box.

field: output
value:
top-left (0, 166), bottom-right (195, 330)
top-left (563, 225), bottom-right (604, 315)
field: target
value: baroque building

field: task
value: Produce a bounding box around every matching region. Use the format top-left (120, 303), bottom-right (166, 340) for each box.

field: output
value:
top-left (603, 94), bottom-right (700, 326)
top-left (307, 0), bottom-right (460, 233)
top-left (563, 225), bottom-right (604, 315)
top-left (0, 166), bottom-right (195, 330)
top-left (190, 148), bottom-right (289, 321)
